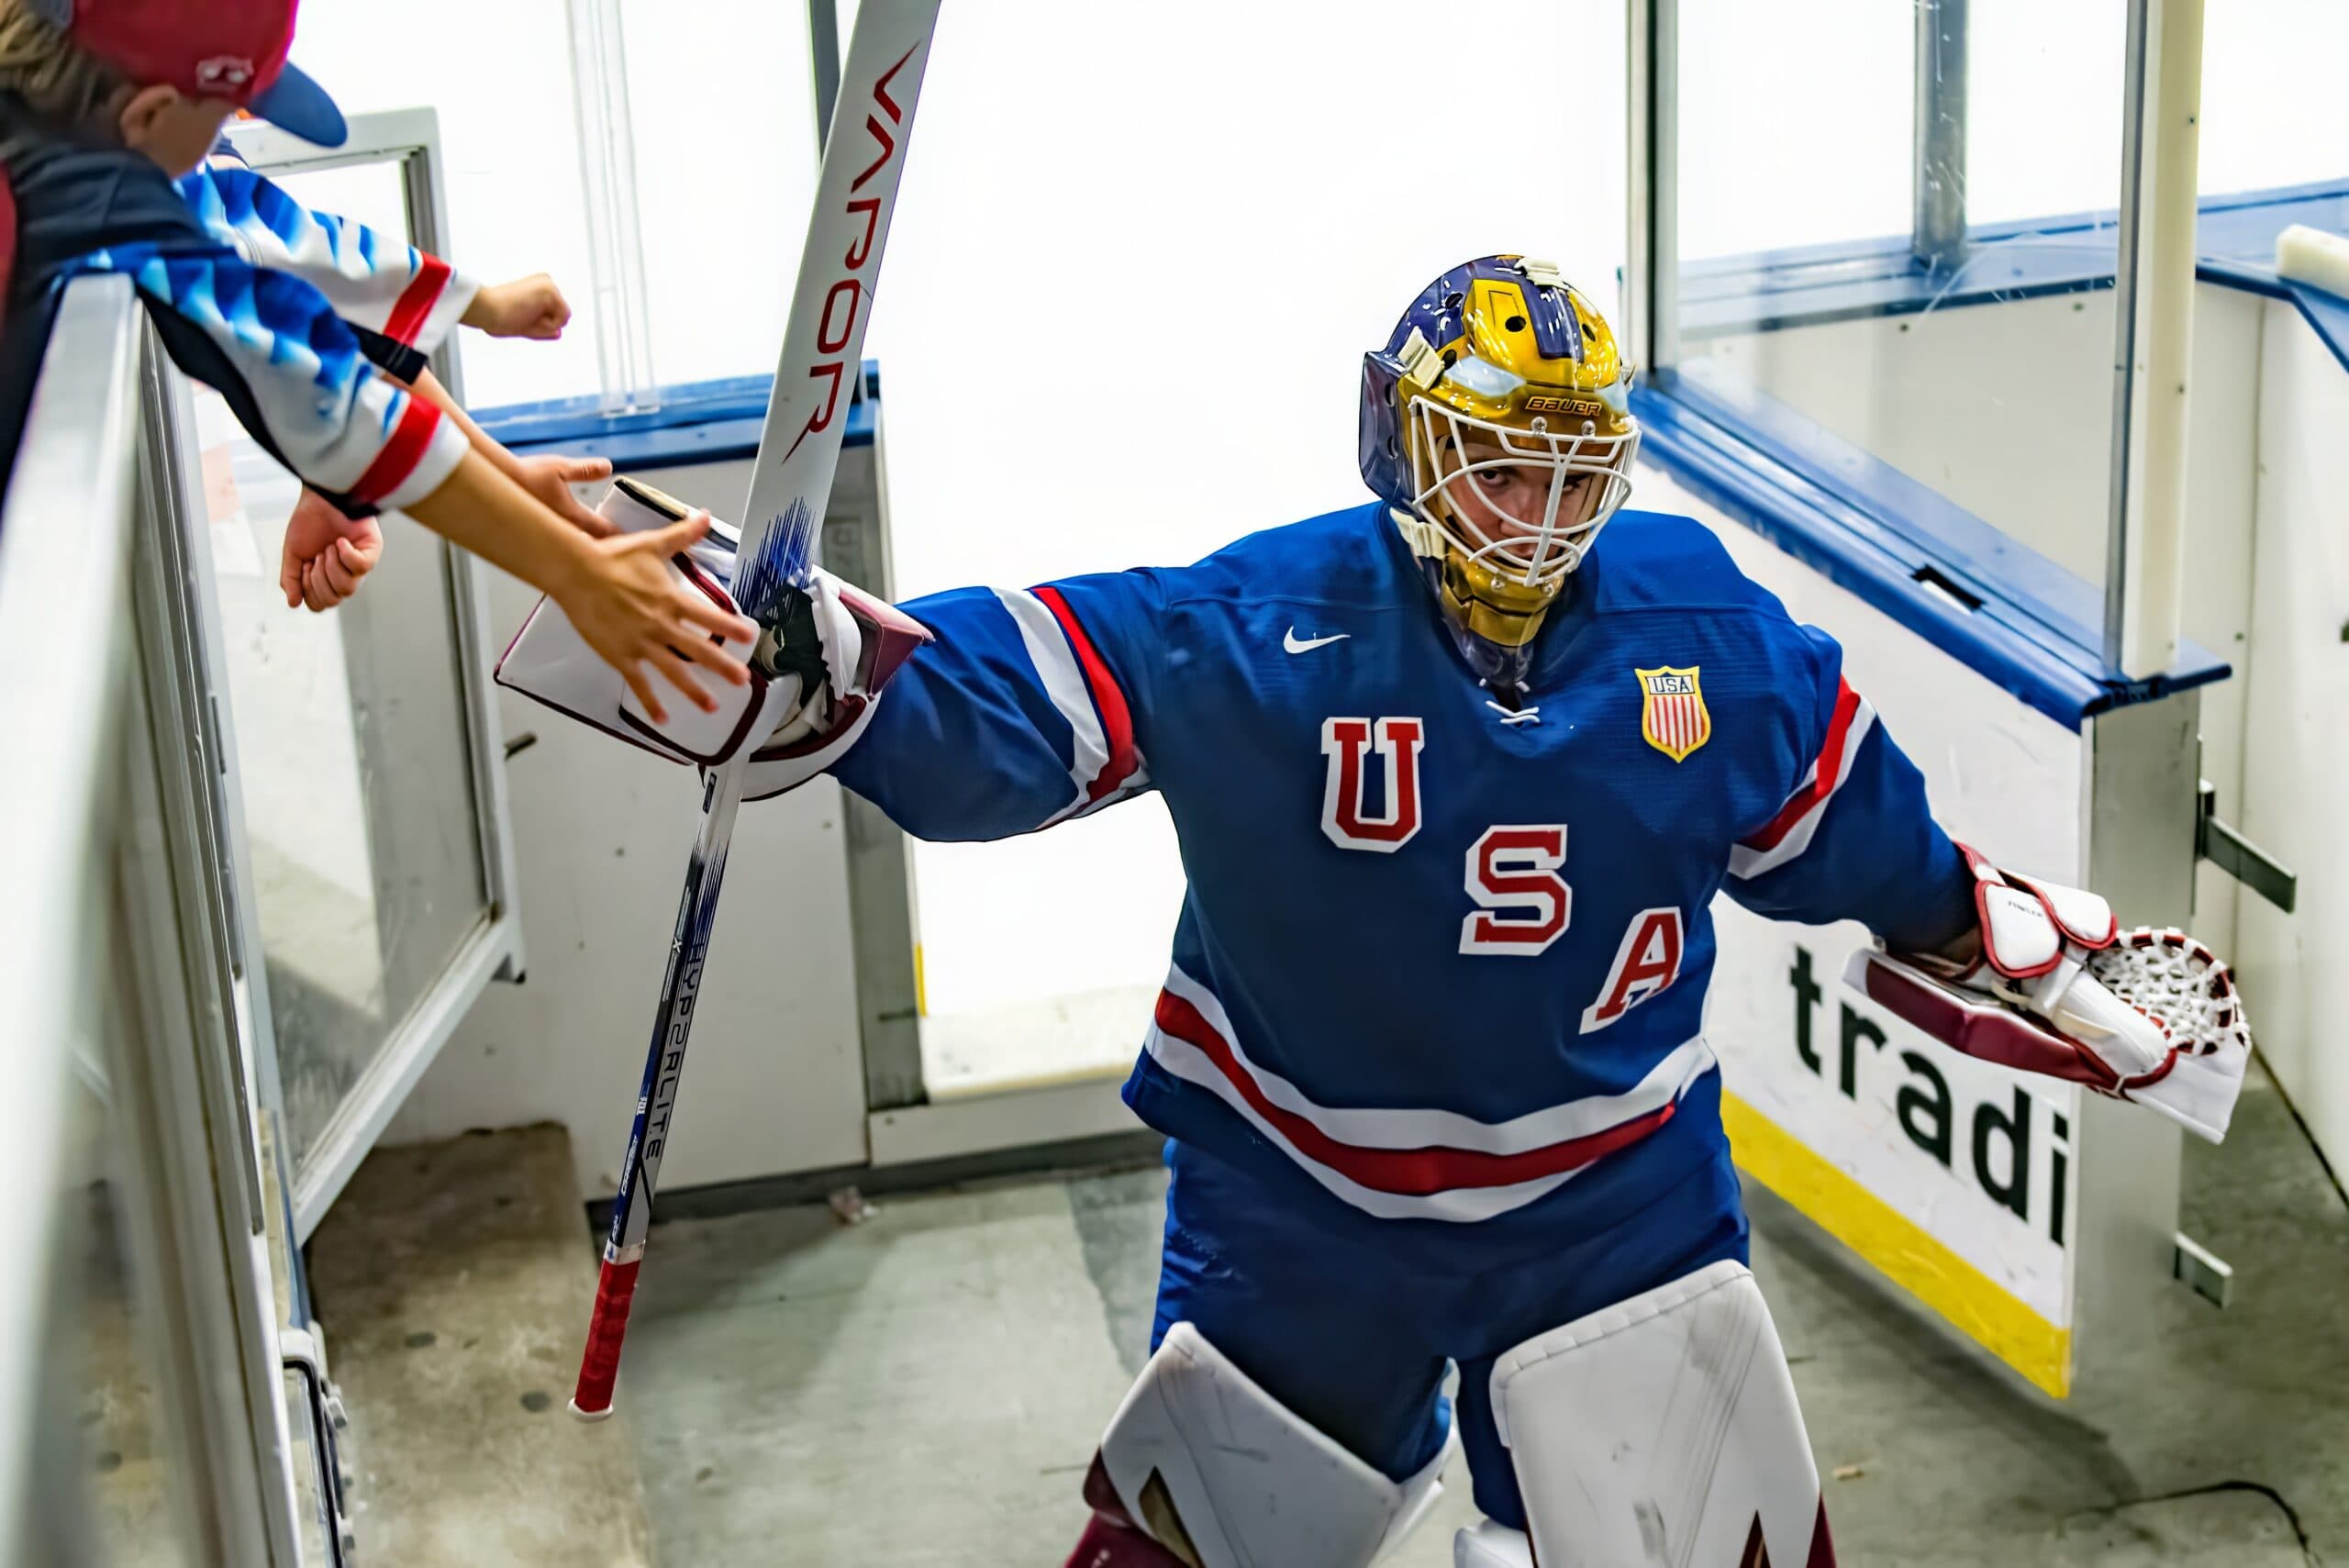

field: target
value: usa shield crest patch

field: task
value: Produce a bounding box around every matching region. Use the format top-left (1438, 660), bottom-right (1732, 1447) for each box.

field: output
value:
top-left (1637, 665), bottom-right (1710, 762)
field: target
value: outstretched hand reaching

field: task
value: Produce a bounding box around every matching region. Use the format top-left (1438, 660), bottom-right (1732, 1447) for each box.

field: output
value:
top-left (279, 487), bottom-right (384, 612)
top-left (551, 507), bottom-right (758, 725)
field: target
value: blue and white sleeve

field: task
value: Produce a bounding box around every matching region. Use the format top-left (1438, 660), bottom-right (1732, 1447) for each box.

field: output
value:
top-left (178, 162), bottom-right (478, 357)
top-left (91, 241), bottom-right (469, 515)
top-left (829, 571), bottom-right (1163, 842)
top-left (1721, 626), bottom-right (1975, 951)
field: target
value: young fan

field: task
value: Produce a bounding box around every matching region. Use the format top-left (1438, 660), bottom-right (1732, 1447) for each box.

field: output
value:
top-left (0, 0), bottom-right (745, 721)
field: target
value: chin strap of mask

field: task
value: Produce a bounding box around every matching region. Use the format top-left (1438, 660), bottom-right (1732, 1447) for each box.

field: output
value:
top-left (1395, 507), bottom-right (1543, 698)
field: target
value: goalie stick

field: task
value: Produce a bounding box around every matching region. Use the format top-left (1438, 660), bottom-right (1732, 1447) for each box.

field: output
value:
top-left (570, 0), bottom-right (942, 1420)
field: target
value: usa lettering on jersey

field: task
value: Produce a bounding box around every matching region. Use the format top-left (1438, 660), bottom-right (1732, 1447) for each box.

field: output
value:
top-left (1320, 717), bottom-right (1425, 851)
top-left (1462, 826), bottom-right (1573, 956)
top-left (1580, 907), bottom-right (1686, 1032)
top-left (825, 504), bottom-right (1968, 1228)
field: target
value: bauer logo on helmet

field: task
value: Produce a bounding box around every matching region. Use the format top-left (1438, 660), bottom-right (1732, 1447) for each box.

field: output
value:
top-left (1524, 395), bottom-right (1609, 417)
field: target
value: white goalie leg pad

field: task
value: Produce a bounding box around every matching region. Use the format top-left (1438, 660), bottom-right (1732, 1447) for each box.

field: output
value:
top-left (1490, 1259), bottom-right (1834, 1568)
top-left (1094, 1321), bottom-right (1453, 1568)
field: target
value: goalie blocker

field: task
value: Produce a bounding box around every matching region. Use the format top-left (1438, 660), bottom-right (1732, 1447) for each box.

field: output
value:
top-left (495, 477), bottom-right (931, 800)
top-left (1850, 844), bottom-right (2252, 1142)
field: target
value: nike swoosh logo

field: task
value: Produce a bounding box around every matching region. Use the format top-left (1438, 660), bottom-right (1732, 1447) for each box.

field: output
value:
top-left (1284, 628), bottom-right (1351, 654)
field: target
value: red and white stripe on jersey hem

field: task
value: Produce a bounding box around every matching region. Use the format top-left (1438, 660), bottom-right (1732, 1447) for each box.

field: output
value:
top-left (1143, 963), bottom-right (1717, 1223)
top-left (1729, 676), bottom-right (1876, 881)
top-left (994, 585), bottom-right (1145, 826)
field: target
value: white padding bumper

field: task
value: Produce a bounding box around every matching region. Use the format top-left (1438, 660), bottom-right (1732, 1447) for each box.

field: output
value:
top-left (1096, 1321), bottom-right (1452, 1568)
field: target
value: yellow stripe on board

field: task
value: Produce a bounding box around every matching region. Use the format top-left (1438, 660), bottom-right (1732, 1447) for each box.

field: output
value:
top-left (1722, 1091), bottom-right (2072, 1398)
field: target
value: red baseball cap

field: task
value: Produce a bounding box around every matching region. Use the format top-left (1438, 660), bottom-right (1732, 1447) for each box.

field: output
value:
top-left (36, 0), bottom-right (348, 149)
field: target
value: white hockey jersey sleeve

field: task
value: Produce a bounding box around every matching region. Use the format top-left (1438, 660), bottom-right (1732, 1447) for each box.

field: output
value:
top-left (179, 161), bottom-right (479, 358)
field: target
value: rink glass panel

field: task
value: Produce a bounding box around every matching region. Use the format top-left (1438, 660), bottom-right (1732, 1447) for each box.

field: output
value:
top-left (1669, 0), bottom-right (2130, 595)
top-left (2188, 6), bottom-right (2349, 1180)
top-left (1633, 2), bottom-right (2194, 1398)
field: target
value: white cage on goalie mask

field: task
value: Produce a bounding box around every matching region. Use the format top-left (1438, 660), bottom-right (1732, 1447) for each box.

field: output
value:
top-left (1403, 386), bottom-right (1639, 591)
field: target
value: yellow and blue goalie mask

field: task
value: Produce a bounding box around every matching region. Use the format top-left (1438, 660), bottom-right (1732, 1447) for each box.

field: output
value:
top-left (1359, 256), bottom-right (1639, 688)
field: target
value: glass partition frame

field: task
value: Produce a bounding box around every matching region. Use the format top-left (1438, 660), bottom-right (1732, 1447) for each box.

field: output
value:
top-left (218, 112), bottom-right (529, 1238)
top-left (0, 275), bottom-right (311, 1565)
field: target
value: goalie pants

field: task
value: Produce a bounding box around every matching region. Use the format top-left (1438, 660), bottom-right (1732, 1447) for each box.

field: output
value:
top-left (1149, 1106), bottom-right (1750, 1532)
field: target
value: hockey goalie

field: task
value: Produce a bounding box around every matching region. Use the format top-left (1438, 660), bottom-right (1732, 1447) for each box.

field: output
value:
top-left (500, 257), bottom-right (2251, 1567)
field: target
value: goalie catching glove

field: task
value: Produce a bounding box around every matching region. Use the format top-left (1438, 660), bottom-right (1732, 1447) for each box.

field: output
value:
top-left (495, 477), bottom-right (930, 801)
top-left (1845, 844), bottom-right (2251, 1142)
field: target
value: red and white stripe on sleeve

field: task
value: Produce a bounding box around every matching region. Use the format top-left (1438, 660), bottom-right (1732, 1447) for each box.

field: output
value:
top-left (993, 585), bottom-right (1148, 826)
top-left (346, 389), bottom-right (469, 511)
top-left (1729, 675), bottom-right (1877, 880)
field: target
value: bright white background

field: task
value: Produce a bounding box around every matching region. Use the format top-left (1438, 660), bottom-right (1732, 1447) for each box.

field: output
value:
top-left (295, 0), bottom-right (2348, 1088)
top-left (616, 0), bottom-right (820, 390)
top-left (279, 0), bottom-right (2349, 400)
top-left (1676, 0), bottom-right (2349, 261)
top-left (863, 0), bottom-right (1627, 1030)
top-left (290, 0), bottom-right (598, 407)
top-left (291, 0), bottom-right (820, 406)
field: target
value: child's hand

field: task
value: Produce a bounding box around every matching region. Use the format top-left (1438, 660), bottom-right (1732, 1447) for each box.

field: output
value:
top-left (552, 509), bottom-right (756, 725)
top-left (515, 453), bottom-right (619, 536)
top-left (280, 489), bottom-right (384, 612)
top-left (464, 273), bottom-right (573, 340)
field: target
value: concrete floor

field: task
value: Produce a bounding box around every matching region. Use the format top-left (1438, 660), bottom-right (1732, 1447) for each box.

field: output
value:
top-left (307, 1125), bottom-right (658, 1567)
top-left (309, 1063), bottom-right (2346, 1565)
top-left (612, 1063), bottom-right (2346, 1567)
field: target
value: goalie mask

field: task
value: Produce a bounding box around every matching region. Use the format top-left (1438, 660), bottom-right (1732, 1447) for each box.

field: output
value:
top-left (1359, 256), bottom-right (1639, 690)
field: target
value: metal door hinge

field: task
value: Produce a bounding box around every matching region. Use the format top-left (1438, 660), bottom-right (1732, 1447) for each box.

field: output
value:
top-left (2199, 781), bottom-right (2296, 913)
top-left (284, 1321), bottom-right (357, 1565)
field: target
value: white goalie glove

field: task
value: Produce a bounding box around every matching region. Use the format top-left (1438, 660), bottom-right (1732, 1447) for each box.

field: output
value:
top-left (1844, 844), bottom-right (2252, 1142)
top-left (495, 477), bottom-right (930, 801)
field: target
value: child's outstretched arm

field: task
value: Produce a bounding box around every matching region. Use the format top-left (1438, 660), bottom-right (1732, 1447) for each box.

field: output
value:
top-left (188, 161), bottom-right (582, 358)
top-left (409, 457), bottom-right (749, 723)
top-left (280, 373), bottom-right (615, 612)
top-left (92, 240), bottom-right (749, 715)
top-left (189, 157), bottom-right (615, 521)
top-left (189, 156), bottom-right (620, 569)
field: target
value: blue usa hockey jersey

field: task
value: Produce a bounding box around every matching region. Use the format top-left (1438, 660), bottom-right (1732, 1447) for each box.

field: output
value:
top-left (831, 503), bottom-right (1974, 1239)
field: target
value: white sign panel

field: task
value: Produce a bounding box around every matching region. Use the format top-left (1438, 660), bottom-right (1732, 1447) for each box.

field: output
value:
top-left (1708, 907), bottom-right (2078, 1393)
